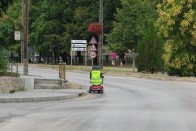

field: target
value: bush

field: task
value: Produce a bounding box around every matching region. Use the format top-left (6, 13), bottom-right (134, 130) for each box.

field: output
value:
top-left (0, 72), bottom-right (19, 77)
top-left (167, 66), bottom-right (196, 77)
top-left (0, 48), bottom-right (9, 72)
top-left (136, 23), bottom-right (164, 74)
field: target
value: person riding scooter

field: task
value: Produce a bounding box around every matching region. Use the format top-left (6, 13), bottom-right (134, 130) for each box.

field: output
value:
top-left (89, 66), bottom-right (104, 93)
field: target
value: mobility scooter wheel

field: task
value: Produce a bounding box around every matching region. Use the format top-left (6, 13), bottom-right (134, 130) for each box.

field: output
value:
top-left (89, 88), bottom-right (92, 93)
top-left (99, 88), bottom-right (104, 94)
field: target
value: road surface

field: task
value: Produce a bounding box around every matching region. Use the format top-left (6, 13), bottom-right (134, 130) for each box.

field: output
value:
top-left (0, 67), bottom-right (196, 131)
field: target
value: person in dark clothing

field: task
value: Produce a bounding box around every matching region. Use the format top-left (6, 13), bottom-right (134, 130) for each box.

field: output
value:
top-left (119, 52), bottom-right (125, 67)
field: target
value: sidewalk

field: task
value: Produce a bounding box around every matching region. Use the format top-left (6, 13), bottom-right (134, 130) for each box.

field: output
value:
top-left (0, 88), bottom-right (88, 103)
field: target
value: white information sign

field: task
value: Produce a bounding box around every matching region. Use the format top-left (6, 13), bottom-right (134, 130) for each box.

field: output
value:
top-left (71, 39), bottom-right (87, 66)
top-left (14, 31), bottom-right (20, 40)
top-left (71, 40), bottom-right (87, 51)
top-left (71, 40), bottom-right (87, 43)
top-left (72, 44), bottom-right (86, 48)
top-left (71, 48), bottom-right (86, 51)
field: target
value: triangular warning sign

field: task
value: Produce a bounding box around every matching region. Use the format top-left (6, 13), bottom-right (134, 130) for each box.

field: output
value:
top-left (89, 36), bottom-right (97, 44)
top-left (90, 44), bottom-right (97, 51)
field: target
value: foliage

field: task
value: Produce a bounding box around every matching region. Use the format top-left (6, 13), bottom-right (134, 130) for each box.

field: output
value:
top-left (0, 48), bottom-right (10, 72)
top-left (0, 0), bottom-right (13, 16)
top-left (136, 22), bottom-right (164, 73)
top-left (0, 0), bottom-right (21, 54)
top-left (1, 0), bottom-right (121, 64)
top-left (29, 0), bottom-right (97, 63)
top-left (29, 0), bottom-right (120, 63)
top-left (106, 0), bottom-right (157, 55)
top-left (155, 0), bottom-right (196, 76)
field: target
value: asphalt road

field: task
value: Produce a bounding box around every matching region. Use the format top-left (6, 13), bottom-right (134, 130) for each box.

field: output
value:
top-left (0, 67), bottom-right (196, 131)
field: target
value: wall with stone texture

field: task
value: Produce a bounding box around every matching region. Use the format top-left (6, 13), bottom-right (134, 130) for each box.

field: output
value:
top-left (0, 77), bottom-right (25, 94)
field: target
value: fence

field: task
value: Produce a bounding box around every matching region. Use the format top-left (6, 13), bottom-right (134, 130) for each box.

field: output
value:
top-left (7, 63), bottom-right (19, 76)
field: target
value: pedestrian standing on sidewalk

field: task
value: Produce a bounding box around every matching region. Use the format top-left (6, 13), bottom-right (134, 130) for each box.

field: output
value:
top-left (119, 52), bottom-right (125, 67)
top-left (111, 51), bottom-right (117, 66)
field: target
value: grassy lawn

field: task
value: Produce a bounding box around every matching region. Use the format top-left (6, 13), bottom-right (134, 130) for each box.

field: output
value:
top-left (27, 64), bottom-right (196, 82)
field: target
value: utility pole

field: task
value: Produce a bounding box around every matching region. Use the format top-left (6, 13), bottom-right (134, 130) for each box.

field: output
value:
top-left (99, 0), bottom-right (103, 69)
top-left (21, 0), bottom-right (24, 63)
top-left (23, 0), bottom-right (29, 75)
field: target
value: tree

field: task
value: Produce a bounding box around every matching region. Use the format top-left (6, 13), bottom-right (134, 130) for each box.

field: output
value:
top-left (136, 21), bottom-right (164, 73)
top-left (155, 0), bottom-right (196, 76)
top-left (0, 0), bottom-right (13, 16)
top-left (104, 0), bottom-right (121, 33)
top-left (106, 0), bottom-right (157, 54)
top-left (0, 47), bottom-right (10, 72)
top-left (0, 0), bottom-right (21, 62)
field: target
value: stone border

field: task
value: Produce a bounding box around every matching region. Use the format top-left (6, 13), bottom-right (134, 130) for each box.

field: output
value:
top-left (0, 77), bottom-right (25, 94)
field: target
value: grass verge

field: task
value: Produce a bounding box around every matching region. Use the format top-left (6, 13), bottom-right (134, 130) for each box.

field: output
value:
top-left (27, 64), bottom-right (196, 82)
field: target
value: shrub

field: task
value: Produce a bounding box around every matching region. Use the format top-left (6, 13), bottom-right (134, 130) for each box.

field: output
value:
top-left (136, 23), bottom-right (164, 73)
top-left (0, 48), bottom-right (9, 72)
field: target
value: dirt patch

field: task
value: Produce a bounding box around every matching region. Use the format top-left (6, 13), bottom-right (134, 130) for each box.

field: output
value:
top-left (63, 81), bottom-right (86, 89)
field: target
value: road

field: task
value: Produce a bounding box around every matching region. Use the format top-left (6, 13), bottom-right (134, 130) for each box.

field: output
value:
top-left (0, 67), bottom-right (196, 131)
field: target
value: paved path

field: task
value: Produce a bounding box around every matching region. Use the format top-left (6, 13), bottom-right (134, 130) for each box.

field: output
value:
top-left (0, 67), bottom-right (88, 103)
top-left (1, 66), bottom-right (196, 131)
top-left (0, 89), bottom-right (88, 103)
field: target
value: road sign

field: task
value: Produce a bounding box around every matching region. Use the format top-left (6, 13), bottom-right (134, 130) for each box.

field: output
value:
top-left (14, 31), bottom-right (20, 40)
top-left (72, 48), bottom-right (86, 51)
top-left (90, 44), bottom-right (97, 51)
top-left (89, 51), bottom-right (96, 59)
top-left (72, 44), bottom-right (86, 48)
top-left (71, 40), bottom-right (87, 43)
top-left (71, 40), bottom-right (87, 51)
top-left (89, 36), bottom-right (97, 44)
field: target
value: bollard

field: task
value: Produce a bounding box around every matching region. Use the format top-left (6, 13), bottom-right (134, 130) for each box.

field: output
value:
top-left (59, 63), bottom-right (66, 80)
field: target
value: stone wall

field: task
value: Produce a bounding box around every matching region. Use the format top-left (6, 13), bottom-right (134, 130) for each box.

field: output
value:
top-left (0, 77), bottom-right (25, 94)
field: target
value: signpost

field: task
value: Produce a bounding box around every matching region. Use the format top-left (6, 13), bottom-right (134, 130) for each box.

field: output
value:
top-left (89, 51), bottom-right (96, 59)
top-left (14, 31), bottom-right (20, 40)
top-left (71, 40), bottom-right (87, 66)
top-left (129, 51), bottom-right (139, 72)
top-left (89, 51), bottom-right (96, 66)
top-left (88, 37), bottom-right (98, 66)
top-left (89, 36), bottom-right (98, 44)
top-left (90, 44), bottom-right (97, 51)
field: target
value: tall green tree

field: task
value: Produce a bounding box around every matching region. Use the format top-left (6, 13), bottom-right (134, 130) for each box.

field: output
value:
top-left (104, 0), bottom-right (121, 33)
top-left (136, 21), bottom-right (164, 73)
top-left (106, 0), bottom-right (157, 54)
top-left (0, 0), bottom-right (21, 50)
top-left (0, 0), bottom-right (13, 16)
top-left (155, 0), bottom-right (196, 76)
top-left (29, 0), bottom-right (65, 63)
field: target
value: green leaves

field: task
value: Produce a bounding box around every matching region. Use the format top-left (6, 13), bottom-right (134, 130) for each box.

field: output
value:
top-left (156, 0), bottom-right (196, 76)
top-left (0, 0), bottom-right (13, 17)
top-left (136, 22), bottom-right (164, 73)
top-left (106, 0), bottom-right (156, 53)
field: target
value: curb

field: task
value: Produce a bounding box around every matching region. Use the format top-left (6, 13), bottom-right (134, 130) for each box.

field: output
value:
top-left (0, 90), bottom-right (89, 103)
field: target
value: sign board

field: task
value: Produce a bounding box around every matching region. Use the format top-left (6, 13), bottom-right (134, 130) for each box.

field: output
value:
top-left (89, 51), bottom-right (96, 59)
top-left (71, 40), bottom-right (86, 43)
top-left (90, 44), bottom-right (97, 51)
top-left (72, 44), bottom-right (86, 48)
top-left (14, 31), bottom-right (20, 40)
top-left (71, 48), bottom-right (86, 51)
top-left (89, 36), bottom-right (97, 44)
top-left (71, 40), bottom-right (87, 51)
